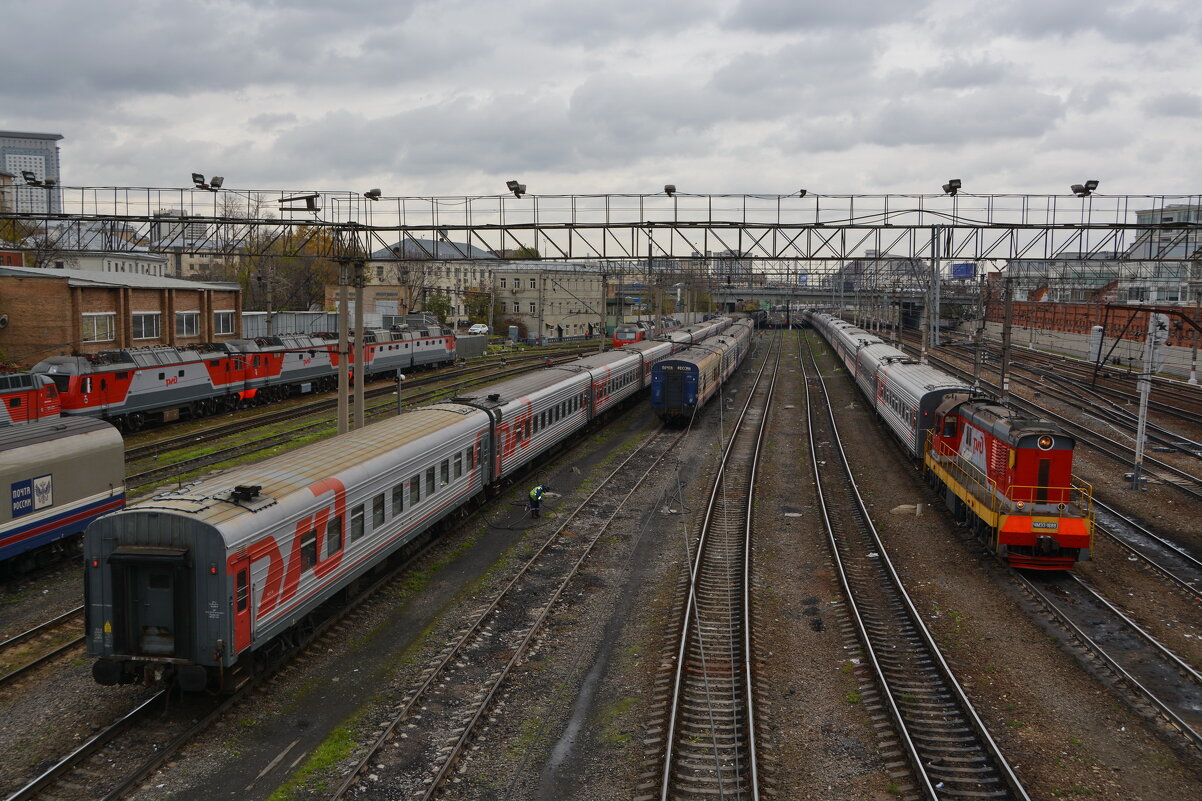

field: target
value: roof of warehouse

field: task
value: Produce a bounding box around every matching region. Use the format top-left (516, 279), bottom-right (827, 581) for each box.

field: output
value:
top-left (0, 265), bottom-right (239, 290)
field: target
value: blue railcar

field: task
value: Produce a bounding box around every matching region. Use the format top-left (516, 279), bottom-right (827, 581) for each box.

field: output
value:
top-left (649, 319), bottom-right (754, 425)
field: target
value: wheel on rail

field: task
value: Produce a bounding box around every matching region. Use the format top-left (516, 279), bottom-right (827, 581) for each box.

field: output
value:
top-left (125, 412), bottom-right (145, 432)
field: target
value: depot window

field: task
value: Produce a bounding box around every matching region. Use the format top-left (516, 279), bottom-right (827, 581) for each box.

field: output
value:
top-left (175, 311), bottom-right (200, 337)
top-left (82, 313), bottom-right (116, 343)
top-left (132, 312), bottom-right (161, 340)
top-left (213, 310), bottom-right (235, 335)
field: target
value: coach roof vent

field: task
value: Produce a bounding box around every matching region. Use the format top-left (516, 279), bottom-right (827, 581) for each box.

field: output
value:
top-left (232, 485), bottom-right (261, 501)
top-left (219, 484), bottom-right (276, 511)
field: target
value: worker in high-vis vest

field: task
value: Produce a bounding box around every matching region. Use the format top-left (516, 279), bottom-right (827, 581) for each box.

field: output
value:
top-left (529, 483), bottom-right (551, 518)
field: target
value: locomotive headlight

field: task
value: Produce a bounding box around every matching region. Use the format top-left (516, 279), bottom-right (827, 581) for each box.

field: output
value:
top-left (1015, 501), bottom-right (1026, 510)
top-left (1037, 435), bottom-right (1054, 450)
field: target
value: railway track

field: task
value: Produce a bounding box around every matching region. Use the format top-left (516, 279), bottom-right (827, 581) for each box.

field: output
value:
top-left (1093, 499), bottom-right (1202, 602)
top-left (803, 333), bottom-right (1029, 801)
top-left (0, 607), bottom-right (84, 690)
top-left (1018, 572), bottom-right (1202, 755)
top-left (328, 424), bottom-right (686, 799)
top-left (639, 331), bottom-right (780, 800)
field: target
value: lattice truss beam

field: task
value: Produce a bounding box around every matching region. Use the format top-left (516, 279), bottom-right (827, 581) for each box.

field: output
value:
top-left (2, 188), bottom-right (1200, 281)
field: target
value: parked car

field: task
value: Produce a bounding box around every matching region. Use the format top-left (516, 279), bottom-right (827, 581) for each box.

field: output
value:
top-left (468, 323), bottom-right (490, 335)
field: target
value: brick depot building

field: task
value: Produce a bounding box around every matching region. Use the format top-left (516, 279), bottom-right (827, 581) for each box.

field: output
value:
top-left (0, 266), bottom-right (241, 367)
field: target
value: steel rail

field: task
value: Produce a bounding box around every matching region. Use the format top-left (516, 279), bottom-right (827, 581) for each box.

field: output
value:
top-left (659, 332), bottom-right (778, 801)
top-left (803, 333), bottom-right (1030, 801)
top-left (1019, 574), bottom-right (1202, 752)
top-left (328, 425), bottom-right (685, 799)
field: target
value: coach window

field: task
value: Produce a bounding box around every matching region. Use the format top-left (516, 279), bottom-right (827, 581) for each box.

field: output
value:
top-left (410, 475), bottom-right (421, 505)
top-left (440, 460), bottom-right (450, 486)
top-left (236, 570), bottom-right (249, 612)
top-left (348, 505), bottom-right (363, 544)
top-left (454, 452), bottom-right (463, 479)
top-left (426, 467), bottom-right (436, 494)
top-left (327, 515), bottom-right (344, 554)
top-left (373, 493), bottom-right (385, 527)
top-left (300, 530), bottom-right (318, 570)
top-left (467, 446), bottom-right (476, 470)
top-left (392, 483), bottom-right (404, 515)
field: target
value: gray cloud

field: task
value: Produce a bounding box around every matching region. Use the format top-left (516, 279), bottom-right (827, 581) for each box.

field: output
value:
top-left (1141, 92), bottom-right (1202, 118)
top-left (726, 0), bottom-right (915, 32)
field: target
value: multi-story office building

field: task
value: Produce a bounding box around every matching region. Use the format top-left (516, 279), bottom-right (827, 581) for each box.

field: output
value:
top-left (0, 131), bottom-right (63, 214)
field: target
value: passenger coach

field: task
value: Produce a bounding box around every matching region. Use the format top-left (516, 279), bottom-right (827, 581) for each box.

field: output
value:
top-left (85, 316), bottom-right (737, 691)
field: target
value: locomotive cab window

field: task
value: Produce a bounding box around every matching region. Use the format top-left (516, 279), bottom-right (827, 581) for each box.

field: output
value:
top-left (942, 416), bottom-right (957, 437)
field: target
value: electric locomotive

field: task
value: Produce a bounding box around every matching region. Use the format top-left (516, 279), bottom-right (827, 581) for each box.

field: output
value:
top-left (0, 372), bottom-right (61, 425)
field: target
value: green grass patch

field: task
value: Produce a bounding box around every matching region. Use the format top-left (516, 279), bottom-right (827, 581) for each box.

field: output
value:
top-left (265, 723), bottom-right (357, 801)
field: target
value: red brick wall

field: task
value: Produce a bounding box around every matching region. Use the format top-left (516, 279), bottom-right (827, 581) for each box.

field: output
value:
top-left (0, 276), bottom-right (244, 367)
top-left (985, 299), bottom-right (1201, 346)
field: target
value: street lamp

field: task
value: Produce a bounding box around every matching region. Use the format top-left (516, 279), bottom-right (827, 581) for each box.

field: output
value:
top-left (364, 188), bottom-right (382, 201)
top-left (1071, 180), bottom-right (1100, 197)
top-left (191, 173), bottom-right (223, 191)
top-left (506, 180), bottom-right (526, 198)
top-left (664, 184), bottom-right (676, 197)
top-left (942, 178), bottom-right (961, 196)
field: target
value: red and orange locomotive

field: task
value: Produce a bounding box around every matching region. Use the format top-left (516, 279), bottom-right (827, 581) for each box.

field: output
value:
top-left (925, 395), bottom-right (1094, 570)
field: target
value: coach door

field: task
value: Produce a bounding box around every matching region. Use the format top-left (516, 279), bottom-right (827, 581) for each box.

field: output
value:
top-left (109, 548), bottom-right (190, 659)
top-left (664, 367), bottom-right (686, 409)
top-left (230, 555), bottom-right (252, 653)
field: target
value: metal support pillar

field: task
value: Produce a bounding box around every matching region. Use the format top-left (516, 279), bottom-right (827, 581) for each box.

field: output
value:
top-left (337, 262), bottom-right (350, 435)
top-left (353, 260), bottom-right (366, 430)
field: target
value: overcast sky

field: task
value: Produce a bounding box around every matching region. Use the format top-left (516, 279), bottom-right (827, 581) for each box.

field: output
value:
top-left (3, 0), bottom-right (1200, 199)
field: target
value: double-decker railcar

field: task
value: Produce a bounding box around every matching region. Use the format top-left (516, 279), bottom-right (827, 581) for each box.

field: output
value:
top-left (2, 418), bottom-right (124, 572)
top-left (649, 318), bottom-right (755, 425)
top-left (0, 372), bottom-right (61, 425)
top-left (807, 311), bottom-right (1093, 569)
top-left (85, 319), bottom-right (732, 691)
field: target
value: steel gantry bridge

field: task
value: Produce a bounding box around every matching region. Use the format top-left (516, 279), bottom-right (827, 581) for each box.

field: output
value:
top-left (2, 187), bottom-right (1201, 280)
